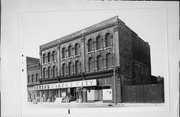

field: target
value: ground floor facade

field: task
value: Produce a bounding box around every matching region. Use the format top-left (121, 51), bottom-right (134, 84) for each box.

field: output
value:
top-left (32, 76), bottom-right (117, 103)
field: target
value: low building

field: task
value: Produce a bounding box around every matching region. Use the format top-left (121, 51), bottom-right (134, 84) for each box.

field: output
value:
top-left (33, 16), bottom-right (156, 103)
top-left (26, 57), bottom-right (40, 102)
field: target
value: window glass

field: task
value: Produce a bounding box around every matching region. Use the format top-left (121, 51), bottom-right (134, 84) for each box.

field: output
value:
top-left (88, 39), bottom-right (93, 52)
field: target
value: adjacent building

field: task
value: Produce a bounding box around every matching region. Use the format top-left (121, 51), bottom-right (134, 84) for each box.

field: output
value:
top-left (27, 57), bottom-right (40, 102)
top-left (33, 16), bottom-right (156, 103)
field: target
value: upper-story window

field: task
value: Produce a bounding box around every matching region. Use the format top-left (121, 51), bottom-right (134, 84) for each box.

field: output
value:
top-left (105, 33), bottom-right (112, 47)
top-left (88, 39), bottom-right (93, 52)
top-left (47, 67), bottom-right (50, 78)
top-left (75, 43), bottom-right (80, 55)
top-left (43, 68), bottom-right (46, 78)
top-left (88, 57), bottom-right (93, 72)
top-left (68, 62), bottom-right (73, 75)
top-left (52, 51), bottom-right (56, 61)
top-left (48, 52), bottom-right (51, 62)
top-left (62, 47), bottom-right (66, 59)
top-left (28, 75), bottom-right (30, 83)
top-left (52, 66), bottom-right (56, 78)
top-left (96, 35), bottom-right (102, 50)
top-left (97, 55), bottom-right (103, 70)
top-left (43, 54), bottom-right (46, 63)
top-left (75, 60), bottom-right (80, 74)
top-left (106, 53), bottom-right (112, 69)
top-left (62, 63), bottom-right (66, 76)
top-left (68, 45), bottom-right (73, 57)
top-left (31, 74), bottom-right (34, 83)
top-left (36, 74), bottom-right (38, 82)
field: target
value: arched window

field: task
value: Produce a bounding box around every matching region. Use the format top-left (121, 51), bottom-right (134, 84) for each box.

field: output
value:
top-left (43, 68), bottom-right (46, 78)
top-left (105, 33), bottom-right (112, 47)
top-left (68, 45), bottom-right (73, 57)
top-left (47, 67), bottom-right (50, 78)
top-left (88, 57), bottom-right (93, 72)
top-left (68, 62), bottom-right (73, 75)
top-left (28, 75), bottom-right (30, 83)
top-left (36, 74), bottom-right (38, 82)
top-left (75, 60), bottom-right (80, 74)
top-left (52, 51), bottom-right (56, 61)
top-left (75, 43), bottom-right (79, 55)
top-left (31, 75), bottom-right (34, 83)
top-left (48, 52), bottom-right (51, 62)
top-left (52, 66), bottom-right (56, 77)
top-left (97, 55), bottom-right (103, 70)
top-left (88, 39), bottom-right (93, 52)
top-left (62, 63), bottom-right (66, 76)
top-left (96, 36), bottom-right (102, 50)
top-left (43, 54), bottom-right (46, 63)
top-left (106, 53), bottom-right (112, 69)
top-left (62, 47), bottom-right (66, 59)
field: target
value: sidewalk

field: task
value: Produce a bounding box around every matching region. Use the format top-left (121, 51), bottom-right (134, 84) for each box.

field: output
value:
top-left (28, 101), bottom-right (164, 108)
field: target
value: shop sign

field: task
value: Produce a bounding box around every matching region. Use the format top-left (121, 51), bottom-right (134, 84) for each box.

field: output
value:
top-left (33, 79), bottom-right (97, 90)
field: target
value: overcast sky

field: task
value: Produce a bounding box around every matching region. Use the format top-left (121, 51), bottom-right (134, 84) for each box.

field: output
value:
top-left (20, 7), bottom-right (168, 78)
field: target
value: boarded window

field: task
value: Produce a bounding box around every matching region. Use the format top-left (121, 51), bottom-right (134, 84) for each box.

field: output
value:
top-left (75, 60), bottom-right (80, 74)
top-left (68, 62), bottom-right (73, 75)
top-left (88, 57), bottom-right (93, 72)
top-left (96, 36), bottom-right (102, 50)
top-left (97, 55), bottom-right (103, 70)
top-left (75, 43), bottom-right (80, 55)
top-left (106, 53), bottom-right (112, 69)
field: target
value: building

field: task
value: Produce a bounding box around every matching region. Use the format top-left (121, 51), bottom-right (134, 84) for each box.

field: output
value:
top-left (33, 16), bottom-right (155, 103)
top-left (26, 57), bottom-right (40, 102)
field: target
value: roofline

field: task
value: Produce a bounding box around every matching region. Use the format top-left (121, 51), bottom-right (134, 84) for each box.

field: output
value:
top-left (40, 16), bottom-right (119, 51)
top-left (26, 56), bottom-right (40, 61)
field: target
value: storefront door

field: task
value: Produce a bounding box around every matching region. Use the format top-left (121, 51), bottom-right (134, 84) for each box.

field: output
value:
top-left (76, 88), bottom-right (83, 103)
top-left (70, 88), bottom-right (76, 101)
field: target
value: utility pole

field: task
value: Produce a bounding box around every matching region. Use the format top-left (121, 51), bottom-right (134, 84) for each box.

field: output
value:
top-left (113, 32), bottom-right (117, 105)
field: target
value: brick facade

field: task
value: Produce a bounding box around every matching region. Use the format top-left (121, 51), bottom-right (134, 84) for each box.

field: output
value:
top-left (26, 57), bottom-right (40, 102)
top-left (35, 16), bottom-right (154, 103)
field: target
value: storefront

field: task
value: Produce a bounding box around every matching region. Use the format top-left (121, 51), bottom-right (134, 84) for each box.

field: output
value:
top-left (27, 87), bottom-right (40, 102)
top-left (33, 79), bottom-right (113, 103)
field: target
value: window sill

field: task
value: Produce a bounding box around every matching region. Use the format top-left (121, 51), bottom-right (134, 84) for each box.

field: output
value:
top-left (75, 53), bottom-right (81, 57)
top-left (95, 48), bottom-right (103, 52)
top-left (87, 51), bottom-right (94, 54)
top-left (104, 46), bottom-right (112, 50)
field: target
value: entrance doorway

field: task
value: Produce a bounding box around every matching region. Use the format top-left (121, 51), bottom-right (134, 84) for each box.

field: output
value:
top-left (70, 88), bottom-right (76, 101)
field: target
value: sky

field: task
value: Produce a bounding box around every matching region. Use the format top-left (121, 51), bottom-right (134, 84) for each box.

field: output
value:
top-left (20, 8), bottom-right (168, 78)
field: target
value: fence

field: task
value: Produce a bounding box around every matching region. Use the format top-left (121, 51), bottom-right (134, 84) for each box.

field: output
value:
top-left (121, 84), bottom-right (164, 103)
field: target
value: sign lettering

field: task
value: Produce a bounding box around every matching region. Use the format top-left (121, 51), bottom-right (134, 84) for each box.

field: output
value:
top-left (33, 79), bottom-right (97, 90)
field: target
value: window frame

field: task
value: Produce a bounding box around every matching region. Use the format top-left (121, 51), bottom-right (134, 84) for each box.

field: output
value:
top-left (62, 47), bottom-right (66, 59)
top-left (87, 39), bottom-right (93, 52)
top-left (47, 52), bottom-right (51, 62)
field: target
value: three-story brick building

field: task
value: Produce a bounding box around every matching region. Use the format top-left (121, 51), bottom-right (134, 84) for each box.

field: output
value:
top-left (33, 16), bottom-right (153, 103)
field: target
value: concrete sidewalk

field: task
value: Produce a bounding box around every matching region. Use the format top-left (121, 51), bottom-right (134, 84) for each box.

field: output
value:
top-left (28, 101), bottom-right (164, 108)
